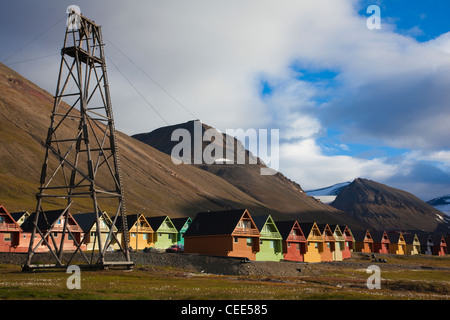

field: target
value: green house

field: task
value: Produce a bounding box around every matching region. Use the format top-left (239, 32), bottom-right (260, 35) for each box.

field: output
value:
top-left (253, 215), bottom-right (283, 261)
top-left (171, 217), bottom-right (192, 246)
top-left (147, 216), bottom-right (178, 249)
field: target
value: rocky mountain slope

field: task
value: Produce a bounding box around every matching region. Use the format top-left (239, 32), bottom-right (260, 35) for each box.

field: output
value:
top-left (330, 178), bottom-right (450, 232)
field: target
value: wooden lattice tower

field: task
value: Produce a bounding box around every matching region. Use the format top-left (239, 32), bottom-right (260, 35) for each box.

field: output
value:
top-left (22, 10), bottom-right (133, 271)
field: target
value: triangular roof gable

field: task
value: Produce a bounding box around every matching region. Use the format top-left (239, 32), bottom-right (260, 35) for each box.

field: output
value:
top-left (329, 224), bottom-right (343, 236)
top-left (298, 222), bottom-right (322, 241)
top-left (253, 215), bottom-right (281, 235)
top-left (317, 224), bottom-right (334, 238)
top-left (133, 214), bottom-right (153, 230)
top-left (370, 230), bottom-right (390, 243)
top-left (73, 212), bottom-right (117, 233)
top-left (185, 209), bottom-right (255, 237)
top-left (403, 233), bottom-right (419, 244)
top-left (171, 217), bottom-right (192, 232)
top-left (10, 211), bottom-right (30, 225)
top-left (339, 225), bottom-right (354, 239)
top-left (352, 230), bottom-right (373, 242)
top-left (147, 216), bottom-right (176, 233)
top-left (0, 204), bottom-right (22, 231)
top-left (231, 209), bottom-right (260, 236)
top-left (21, 209), bottom-right (82, 233)
top-left (276, 220), bottom-right (305, 240)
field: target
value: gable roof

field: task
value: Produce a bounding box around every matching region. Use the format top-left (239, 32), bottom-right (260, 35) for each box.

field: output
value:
top-left (184, 209), bottom-right (257, 237)
top-left (73, 212), bottom-right (115, 233)
top-left (388, 231), bottom-right (405, 243)
top-left (402, 233), bottom-right (419, 244)
top-left (147, 216), bottom-right (176, 232)
top-left (252, 215), bottom-right (271, 231)
top-left (115, 213), bottom-right (152, 232)
top-left (370, 230), bottom-right (390, 242)
top-left (352, 230), bottom-right (372, 242)
top-left (171, 217), bottom-right (192, 232)
top-left (10, 211), bottom-right (30, 224)
top-left (21, 209), bottom-right (80, 233)
top-left (275, 221), bottom-right (295, 239)
top-left (0, 204), bottom-right (22, 231)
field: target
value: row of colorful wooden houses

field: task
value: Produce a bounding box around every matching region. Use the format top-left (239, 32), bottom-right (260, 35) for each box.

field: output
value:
top-left (0, 205), bottom-right (448, 262)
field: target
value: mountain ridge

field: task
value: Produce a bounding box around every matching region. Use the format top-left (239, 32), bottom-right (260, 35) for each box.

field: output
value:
top-left (330, 178), bottom-right (449, 233)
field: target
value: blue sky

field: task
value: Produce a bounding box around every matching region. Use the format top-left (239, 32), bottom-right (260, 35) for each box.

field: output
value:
top-left (1, 0), bottom-right (450, 201)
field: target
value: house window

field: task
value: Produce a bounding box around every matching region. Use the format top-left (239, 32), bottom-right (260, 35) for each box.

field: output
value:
top-left (143, 233), bottom-right (148, 240)
top-left (68, 234), bottom-right (73, 241)
top-left (270, 241), bottom-right (274, 249)
top-left (247, 238), bottom-right (252, 247)
top-left (4, 233), bottom-right (11, 241)
top-left (0, 217), bottom-right (4, 223)
top-left (327, 242), bottom-right (330, 248)
top-left (234, 237), bottom-right (238, 243)
top-left (131, 233), bottom-right (136, 237)
top-left (314, 242), bottom-right (318, 249)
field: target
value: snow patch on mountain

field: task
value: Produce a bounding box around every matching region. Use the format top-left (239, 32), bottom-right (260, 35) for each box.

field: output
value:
top-left (306, 182), bottom-right (351, 204)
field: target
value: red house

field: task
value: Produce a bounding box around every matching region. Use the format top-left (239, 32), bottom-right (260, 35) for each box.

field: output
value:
top-left (0, 204), bottom-right (24, 252)
top-left (431, 235), bottom-right (448, 256)
top-left (371, 230), bottom-right (390, 254)
top-left (317, 224), bottom-right (335, 262)
top-left (276, 220), bottom-right (307, 262)
top-left (339, 225), bottom-right (354, 259)
top-left (21, 209), bottom-right (86, 253)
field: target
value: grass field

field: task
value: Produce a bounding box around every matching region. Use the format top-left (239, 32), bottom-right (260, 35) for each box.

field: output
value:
top-left (0, 254), bottom-right (449, 300)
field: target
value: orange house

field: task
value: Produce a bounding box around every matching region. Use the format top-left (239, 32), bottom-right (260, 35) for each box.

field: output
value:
top-left (184, 209), bottom-right (260, 260)
top-left (317, 224), bottom-right (335, 262)
top-left (353, 230), bottom-right (374, 253)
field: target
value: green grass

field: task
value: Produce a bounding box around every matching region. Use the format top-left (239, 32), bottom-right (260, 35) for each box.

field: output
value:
top-left (0, 259), bottom-right (449, 300)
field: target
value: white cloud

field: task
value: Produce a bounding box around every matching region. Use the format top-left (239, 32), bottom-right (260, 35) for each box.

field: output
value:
top-left (279, 138), bottom-right (398, 191)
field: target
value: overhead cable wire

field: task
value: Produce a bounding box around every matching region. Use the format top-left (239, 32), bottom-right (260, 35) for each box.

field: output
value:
top-left (106, 55), bottom-right (170, 126)
top-left (7, 52), bottom-right (60, 66)
top-left (1, 15), bottom-right (67, 64)
top-left (104, 36), bottom-right (199, 120)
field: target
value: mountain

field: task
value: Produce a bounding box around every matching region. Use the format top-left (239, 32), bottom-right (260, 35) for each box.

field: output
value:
top-left (0, 63), bottom-right (363, 227)
top-left (306, 181), bottom-right (351, 204)
top-left (132, 120), bottom-right (365, 227)
top-left (330, 178), bottom-right (450, 233)
top-left (427, 195), bottom-right (450, 217)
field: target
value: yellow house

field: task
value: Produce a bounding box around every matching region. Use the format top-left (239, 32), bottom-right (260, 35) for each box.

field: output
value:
top-left (116, 213), bottom-right (155, 251)
top-left (389, 232), bottom-right (406, 255)
top-left (74, 211), bottom-right (121, 252)
top-left (404, 233), bottom-right (420, 255)
top-left (299, 222), bottom-right (323, 263)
